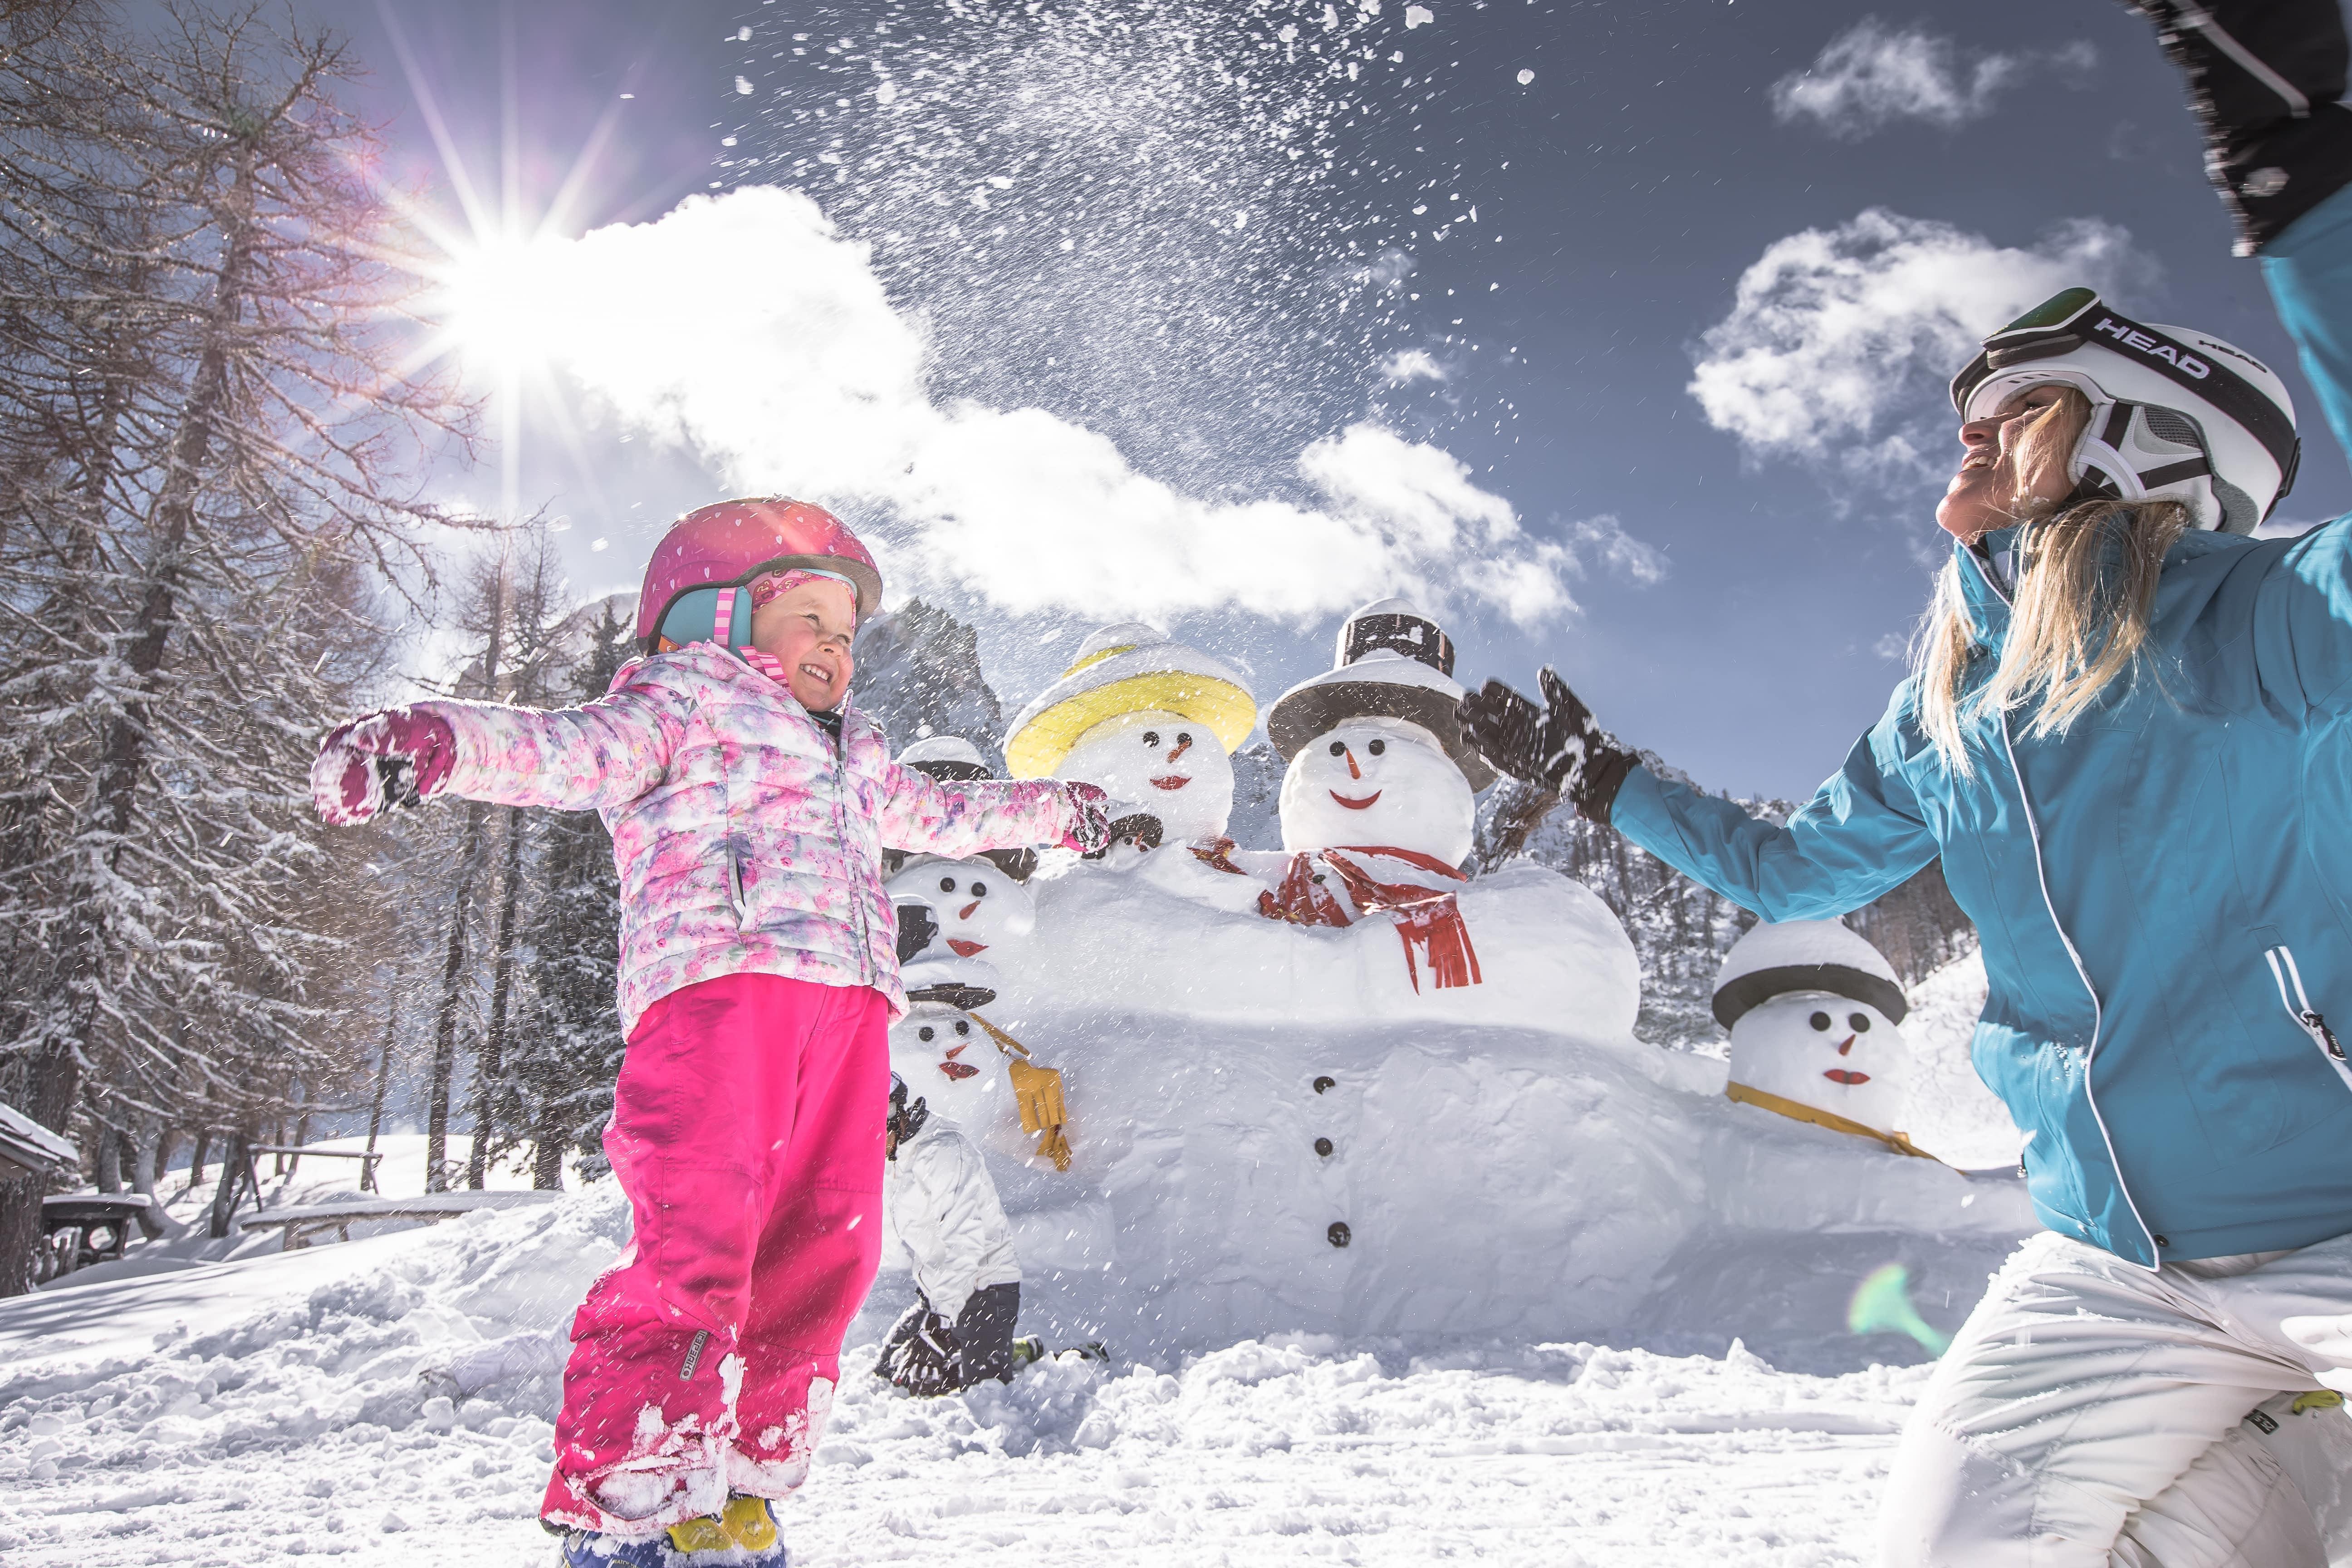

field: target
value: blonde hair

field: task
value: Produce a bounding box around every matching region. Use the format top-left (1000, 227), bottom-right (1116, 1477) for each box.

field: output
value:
top-left (1915, 387), bottom-right (2192, 771)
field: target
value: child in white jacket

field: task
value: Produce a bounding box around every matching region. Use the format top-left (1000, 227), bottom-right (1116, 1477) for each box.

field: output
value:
top-left (878, 1075), bottom-right (1023, 1393)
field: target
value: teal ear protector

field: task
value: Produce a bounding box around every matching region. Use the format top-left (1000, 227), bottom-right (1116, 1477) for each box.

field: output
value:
top-left (655, 585), bottom-right (757, 654)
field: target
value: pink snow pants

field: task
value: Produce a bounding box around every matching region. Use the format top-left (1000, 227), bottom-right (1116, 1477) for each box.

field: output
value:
top-left (540, 973), bottom-right (892, 1534)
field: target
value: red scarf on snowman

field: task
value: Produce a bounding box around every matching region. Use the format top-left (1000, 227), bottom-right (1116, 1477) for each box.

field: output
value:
top-left (1254, 845), bottom-right (1483, 993)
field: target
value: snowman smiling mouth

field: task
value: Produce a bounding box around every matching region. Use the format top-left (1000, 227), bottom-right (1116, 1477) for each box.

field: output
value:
top-left (1823, 1068), bottom-right (1871, 1085)
top-left (1150, 775), bottom-right (1191, 791)
top-left (1328, 789), bottom-right (1382, 810)
top-left (946, 939), bottom-right (988, 957)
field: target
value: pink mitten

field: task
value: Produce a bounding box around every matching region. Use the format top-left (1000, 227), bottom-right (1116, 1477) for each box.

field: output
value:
top-left (1058, 780), bottom-right (1113, 854)
top-left (311, 707), bottom-right (457, 825)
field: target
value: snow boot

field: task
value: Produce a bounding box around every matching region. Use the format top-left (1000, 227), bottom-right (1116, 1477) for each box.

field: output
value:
top-left (1012, 1335), bottom-right (1045, 1367)
top-left (554, 1495), bottom-right (786, 1566)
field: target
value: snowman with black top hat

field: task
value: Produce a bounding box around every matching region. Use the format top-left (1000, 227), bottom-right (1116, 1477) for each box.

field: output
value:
top-left (1240, 598), bottom-right (1502, 993)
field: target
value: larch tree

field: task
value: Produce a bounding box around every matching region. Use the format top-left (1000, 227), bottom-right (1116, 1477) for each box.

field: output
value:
top-left (0, 3), bottom-right (474, 1287)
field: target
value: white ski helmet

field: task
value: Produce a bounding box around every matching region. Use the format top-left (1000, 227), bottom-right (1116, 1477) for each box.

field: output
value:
top-left (1949, 287), bottom-right (2300, 534)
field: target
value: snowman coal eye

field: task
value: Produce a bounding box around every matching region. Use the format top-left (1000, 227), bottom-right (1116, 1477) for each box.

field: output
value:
top-left (1850, 1013), bottom-right (1872, 1033)
top-left (1142, 730), bottom-right (1161, 748)
top-left (919, 1026), bottom-right (935, 1042)
top-left (1367, 739), bottom-right (1386, 756)
top-left (1809, 1012), bottom-right (1832, 1031)
top-left (955, 1021), bottom-right (970, 1035)
top-left (939, 876), bottom-right (957, 893)
top-left (1328, 740), bottom-right (1346, 757)
top-left (970, 882), bottom-right (987, 898)
top-left (1177, 731), bottom-right (1193, 746)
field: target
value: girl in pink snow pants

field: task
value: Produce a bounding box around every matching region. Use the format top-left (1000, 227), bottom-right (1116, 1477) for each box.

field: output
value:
top-left (310, 498), bottom-right (1109, 1543)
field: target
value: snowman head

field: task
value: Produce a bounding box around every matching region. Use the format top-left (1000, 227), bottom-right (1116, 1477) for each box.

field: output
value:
top-left (1055, 707), bottom-right (1236, 843)
top-left (1278, 715), bottom-right (1474, 863)
top-left (1727, 991), bottom-right (1909, 1136)
top-left (887, 859), bottom-right (1036, 962)
top-left (887, 1004), bottom-right (1002, 1127)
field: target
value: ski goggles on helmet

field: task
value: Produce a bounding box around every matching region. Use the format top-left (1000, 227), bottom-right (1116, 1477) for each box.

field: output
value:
top-left (1949, 288), bottom-right (2300, 506)
top-left (654, 565), bottom-right (862, 656)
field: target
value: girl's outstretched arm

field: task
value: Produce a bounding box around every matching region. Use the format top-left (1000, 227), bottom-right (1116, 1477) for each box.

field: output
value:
top-left (312, 660), bottom-right (691, 823)
top-left (876, 766), bottom-right (1108, 858)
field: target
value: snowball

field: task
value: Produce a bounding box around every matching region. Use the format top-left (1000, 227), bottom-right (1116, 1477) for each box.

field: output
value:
top-left (1406, 5), bottom-right (1434, 27)
top-left (1517, 68), bottom-right (1535, 84)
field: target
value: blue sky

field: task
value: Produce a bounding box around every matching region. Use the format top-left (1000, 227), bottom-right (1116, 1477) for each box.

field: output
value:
top-left (297, 0), bottom-right (2319, 800)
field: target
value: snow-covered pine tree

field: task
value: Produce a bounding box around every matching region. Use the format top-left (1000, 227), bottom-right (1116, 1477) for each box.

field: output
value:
top-left (462, 530), bottom-right (580, 1188)
top-left (0, 5), bottom-right (471, 1286)
top-left (508, 600), bottom-right (631, 1188)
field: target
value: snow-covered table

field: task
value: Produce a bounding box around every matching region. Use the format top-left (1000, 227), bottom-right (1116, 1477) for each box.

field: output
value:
top-left (234, 1189), bottom-right (557, 1251)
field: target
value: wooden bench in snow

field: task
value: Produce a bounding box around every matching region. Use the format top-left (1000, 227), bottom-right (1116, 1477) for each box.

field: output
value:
top-left (235, 1190), bottom-right (558, 1251)
top-left (246, 1143), bottom-right (385, 1192)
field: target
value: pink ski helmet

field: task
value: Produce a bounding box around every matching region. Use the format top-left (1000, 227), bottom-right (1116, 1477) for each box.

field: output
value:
top-left (635, 497), bottom-right (882, 652)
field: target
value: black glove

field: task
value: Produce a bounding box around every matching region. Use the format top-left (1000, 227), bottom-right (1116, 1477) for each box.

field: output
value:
top-left (1455, 666), bottom-right (1637, 825)
top-left (2126, 0), bottom-right (2352, 255)
top-left (877, 1307), bottom-right (962, 1396)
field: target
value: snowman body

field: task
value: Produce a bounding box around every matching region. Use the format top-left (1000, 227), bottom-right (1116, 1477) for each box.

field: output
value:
top-left (1727, 991), bottom-right (1910, 1136)
top-left (1277, 717), bottom-right (1474, 865)
top-left (1057, 708), bottom-right (1236, 844)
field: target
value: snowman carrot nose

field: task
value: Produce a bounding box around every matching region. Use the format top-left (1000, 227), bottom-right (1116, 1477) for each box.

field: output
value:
top-left (1345, 748), bottom-right (1362, 780)
top-left (959, 900), bottom-right (980, 920)
top-left (1167, 735), bottom-right (1192, 763)
top-left (1837, 1034), bottom-right (1855, 1056)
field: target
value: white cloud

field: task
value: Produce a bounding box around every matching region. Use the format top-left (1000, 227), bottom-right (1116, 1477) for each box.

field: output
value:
top-left (1770, 20), bottom-right (2095, 139)
top-left (1686, 208), bottom-right (2140, 482)
top-left (477, 187), bottom-right (1570, 625)
top-left (1563, 514), bottom-right (1667, 586)
top-left (1380, 349), bottom-right (1447, 384)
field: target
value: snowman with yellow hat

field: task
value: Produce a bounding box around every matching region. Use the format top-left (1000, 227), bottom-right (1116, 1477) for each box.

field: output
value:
top-left (1004, 623), bottom-right (1257, 853)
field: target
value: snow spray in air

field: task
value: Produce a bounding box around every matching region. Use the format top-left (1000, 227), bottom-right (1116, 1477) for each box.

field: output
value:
top-left (732, 0), bottom-right (1486, 499)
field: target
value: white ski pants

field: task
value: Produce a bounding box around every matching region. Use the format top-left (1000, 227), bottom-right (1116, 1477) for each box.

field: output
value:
top-left (1878, 1228), bottom-right (2352, 1568)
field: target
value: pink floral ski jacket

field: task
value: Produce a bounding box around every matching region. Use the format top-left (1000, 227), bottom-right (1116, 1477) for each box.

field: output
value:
top-left (418, 643), bottom-right (1074, 1031)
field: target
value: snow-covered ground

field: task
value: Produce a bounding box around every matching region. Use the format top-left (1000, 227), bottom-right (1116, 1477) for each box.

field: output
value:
top-left (0, 913), bottom-right (2031, 1565)
top-left (0, 1181), bottom-right (1933, 1566)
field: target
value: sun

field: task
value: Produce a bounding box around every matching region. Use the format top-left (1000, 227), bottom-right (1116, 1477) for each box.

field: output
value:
top-left (430, 231), bottom-right (569, 379)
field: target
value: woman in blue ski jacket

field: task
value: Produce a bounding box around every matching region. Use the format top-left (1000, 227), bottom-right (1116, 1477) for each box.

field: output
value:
top-left (1465, 4), bottom-right (2352, 1563)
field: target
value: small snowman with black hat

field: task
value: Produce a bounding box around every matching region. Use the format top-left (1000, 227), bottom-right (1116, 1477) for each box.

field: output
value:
top-left (1712, 919), bottom-right (1926, 1157)
top-left (888, 891), bottom-right (1010, 1132)
top-left (889, 882), bottom-right (1073, 1169)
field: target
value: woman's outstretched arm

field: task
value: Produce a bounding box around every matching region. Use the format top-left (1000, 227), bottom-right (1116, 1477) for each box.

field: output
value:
top-left (2132, 2), bottom-right (2352, 714)
top-left (1462, 670), bottom-right (1938, 921)
top-left (1606, 688), bottom-right (1939, 923)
